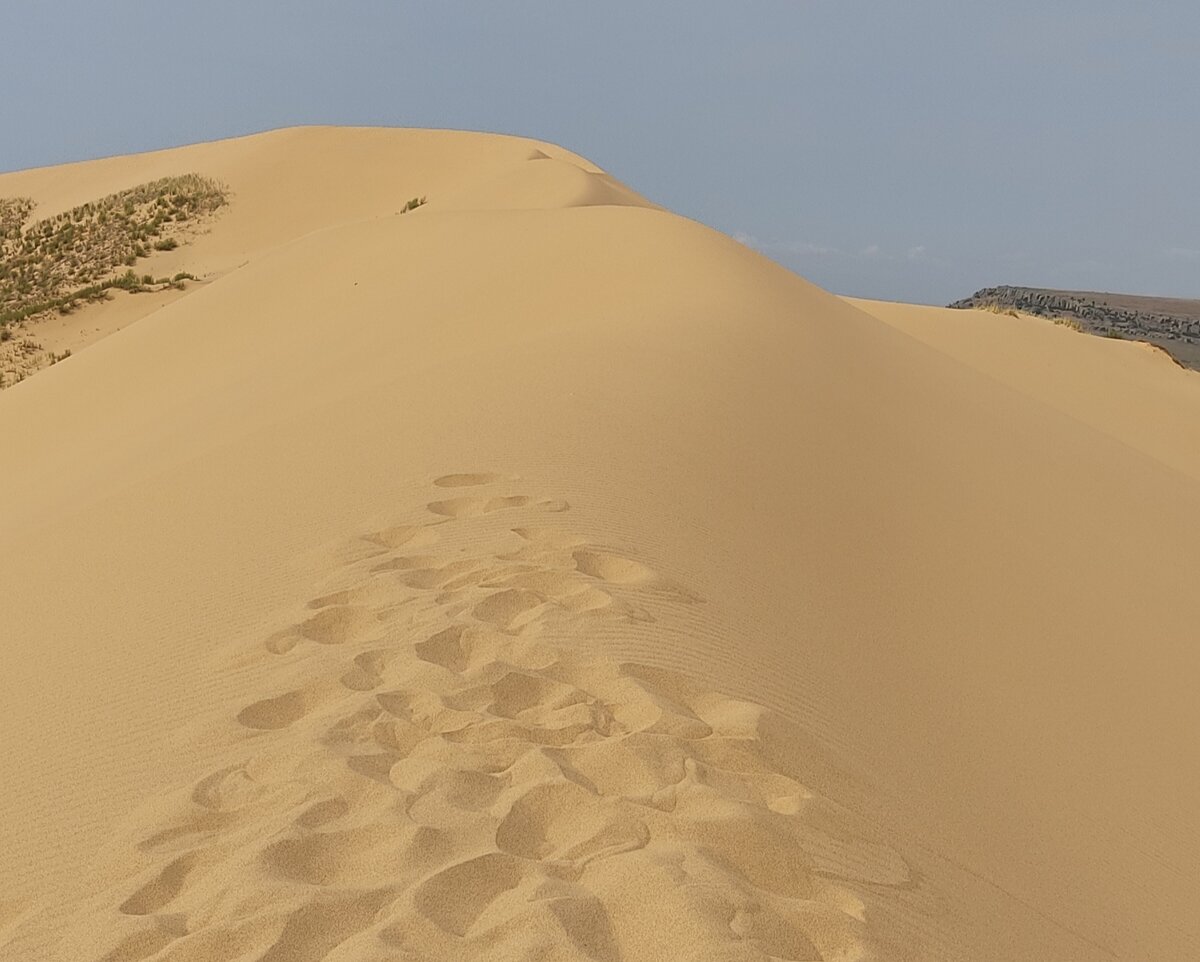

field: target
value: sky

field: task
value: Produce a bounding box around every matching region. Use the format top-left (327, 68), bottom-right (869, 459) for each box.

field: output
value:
top-left (1, 2), bottom-right (1197, 305)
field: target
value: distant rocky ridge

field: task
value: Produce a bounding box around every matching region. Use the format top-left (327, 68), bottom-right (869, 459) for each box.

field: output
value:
top-left (949, 286), bottom-right (1200, 371)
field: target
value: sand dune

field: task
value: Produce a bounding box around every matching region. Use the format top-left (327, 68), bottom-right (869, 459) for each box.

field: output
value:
top-left (2, 127), bottom-right (1199, 961)
top-left (847, 297), bottom-right (1200, 482)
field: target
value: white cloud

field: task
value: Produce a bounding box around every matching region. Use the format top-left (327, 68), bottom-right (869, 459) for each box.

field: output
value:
top-left (731, 231), bottom-right (838, 257)
top-left (780, 240), bottom-right (839, 256)
top-left (731, 234), bottom-right (946, 266)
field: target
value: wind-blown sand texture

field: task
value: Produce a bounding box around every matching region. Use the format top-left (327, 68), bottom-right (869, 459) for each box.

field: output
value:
top-left (1, 128), bottom-right (1198, 961)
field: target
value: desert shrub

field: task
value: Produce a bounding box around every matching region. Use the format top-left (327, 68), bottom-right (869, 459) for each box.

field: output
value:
top-left (0, 173), bottom-right (226, 329)
top-left (978, 301), bottom-right (1019, 318)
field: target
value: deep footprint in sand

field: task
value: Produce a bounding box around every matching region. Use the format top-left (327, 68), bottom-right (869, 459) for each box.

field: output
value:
top-left (190, 764), bottom-right (263, 812)
top-left (572, 549), bottom-right (657, 585)
top-left (362, 523), bottom-right (442, 550)
top-left (414, 625), bottom-right (474, 673)
top-left (340, 649), bottom-right (391, 690)
top-left (495, 780), bottom-right (650, 865)
top-left (427, 495), bottom-right (530, 519)
top-left (119, 852), bottom-right (200, 916)
top-left (472, 588), bottom-right (544, 632)
top-left (411, 852), bottom-right (528, 937)
top-left (300, 605), bottom-right (381, 645)
top-left (237, 689), bottom-right (312, 730)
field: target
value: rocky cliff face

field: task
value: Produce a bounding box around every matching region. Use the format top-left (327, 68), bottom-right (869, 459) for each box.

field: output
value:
top-left (950, 285), bottom-right (1200, 369)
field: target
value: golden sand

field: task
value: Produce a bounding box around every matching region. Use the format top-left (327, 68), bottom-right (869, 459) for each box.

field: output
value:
top-left (2, 128), bottom-right (1198, 960)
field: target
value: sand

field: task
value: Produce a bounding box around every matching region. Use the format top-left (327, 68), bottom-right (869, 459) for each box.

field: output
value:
top-left (1, 127), bottom-right (1198, 961)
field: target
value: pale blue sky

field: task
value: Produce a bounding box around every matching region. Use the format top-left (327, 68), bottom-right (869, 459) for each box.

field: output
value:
top-left (2, 2), bottom-right (1196, 304)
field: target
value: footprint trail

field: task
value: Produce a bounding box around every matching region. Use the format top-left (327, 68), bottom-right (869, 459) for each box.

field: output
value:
top-left (56, 474), bottom-right (913, 962)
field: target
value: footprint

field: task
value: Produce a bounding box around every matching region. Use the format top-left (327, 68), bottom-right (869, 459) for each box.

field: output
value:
top-left (346, 752), bottom-right (405, 784)
top-left (376, 689), bottom-right (479, 735)
top-left (362, 523), bottom-right (441, 550)
top-left (370, 553), bottom-right (440, 572)
top-left (555, 732), bottom-right (688, 803)
top-left (482, 570), bottom-right (610, 616)
top-left (389, 754), bottom-right (509, 819)
top-left (300, 605), bottom-right (380, 645)
top-left (324, 702), bottom-right (386, 746)
top-left (432, 472), bottom-right (504, 488)
top-left (511, 526), bottom-right (586, 549)
top-left (263, 822), bottom-right (441, 887)
top-left (675, 799), bottom-right (818, 900)
top-left (487, 669), bottom-right (588, 719)
top-left (255, 888), bottom-right (396, 962)
top-left (394, 559), bottom-right (489, 590)
top-left (572, 549), bottom-right (657, 585)
top-left (556, 585), bottom-right (614, 614)
top-left (414, 625), bottom-right (472, 673)
top-left (427, 496), bottom-right (530, 519)
top-left (371, 717), bottom-right (431, 757)
top-left (237, 690), bottom-right (311, 730)
top-left (136, 811), bottom-right (233, 853)
top-left (472, 589), bottom-right (544, 632)
top-left (119, 853), bottom-right (199, 915)
top-left (294, 797), bottom-right (349, 829)
top-left (730, 904), bottom-right (825, 962)
top-left (340, 649), bottom-right (390, 691)
top-left (411, 852), bottom-right (527, 937)
top-left (495, 781), bottom-right (649, 865)
top-left (191, 765), bottom-right (262, 812)
top-left (600, 682), bottom-right (713, 740)
top-left (264, 628), bottom-right (300, 655)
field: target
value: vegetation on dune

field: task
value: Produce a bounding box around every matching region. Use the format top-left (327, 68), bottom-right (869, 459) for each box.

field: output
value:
top-left (0, 174), bottom-right (226, 329)
top-left (950, 285), bottom-right (1200, 370)
top-left (399, 195), bottom-right (427, 214)
top-left (978, 301), bottom-right (1020, 318)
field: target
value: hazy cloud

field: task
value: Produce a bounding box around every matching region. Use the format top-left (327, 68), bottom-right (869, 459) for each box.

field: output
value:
top-left (734, 234), bottom-right (947, 268)
top-left (733, 232), bottom-right (840, 257)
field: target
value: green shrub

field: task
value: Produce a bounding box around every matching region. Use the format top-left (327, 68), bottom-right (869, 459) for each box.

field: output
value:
top-left (0, 173), bottom-right (226, 332)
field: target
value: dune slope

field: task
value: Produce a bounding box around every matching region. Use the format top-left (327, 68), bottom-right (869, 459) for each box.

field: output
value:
top-left (2, 128), bottom-right (1199, 961)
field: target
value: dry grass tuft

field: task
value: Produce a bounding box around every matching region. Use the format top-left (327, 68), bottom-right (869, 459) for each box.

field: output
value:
top-left (0, 175), bottom-right (226, 330)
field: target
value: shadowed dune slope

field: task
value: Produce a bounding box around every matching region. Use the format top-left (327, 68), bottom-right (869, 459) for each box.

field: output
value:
top-left (2, 128), bottom-right (1199, 961)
